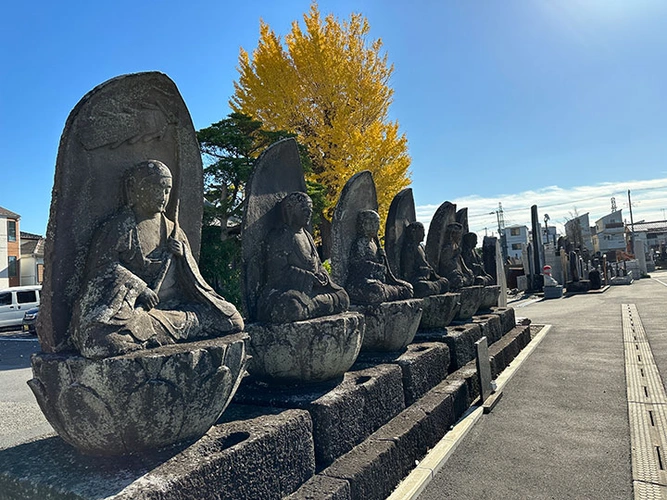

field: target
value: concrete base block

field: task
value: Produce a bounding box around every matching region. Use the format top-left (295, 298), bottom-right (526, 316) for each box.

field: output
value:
top-left (441, 323), bottom-right (483, 371)
top-left (489, 325), bottom-right (532, 378)
top-left (543, 285), bottom-right (564, 299)
top-left (472, 314), bottom-right (503, 345)
top-left (286, 475), bottom-right (351, 500)
top-left (489, 307), bottom-right (516, 335)
top-left (0, 406), bottom-right (314, 500)
top-left (566, 280), bottom-right (590, 293)
top-left (321, 440), bottom-right (402, 500)
top-left (234, 364), bottom-right (405, 468)
top-left (355, 342), bottom-right (450, 406)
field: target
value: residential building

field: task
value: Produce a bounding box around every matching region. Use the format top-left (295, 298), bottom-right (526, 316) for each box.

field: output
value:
top-left (20, 231), bottom-right (45, 285)
top-left (564, 213), bottom-right (594, 254)
top-left (504, 225), bottom-right (529, 259)
top-left (0, 206), bottom-right (21, 289)
top-left (627, 220), bottom-right (667, 255)
top-left (592, 209), bottom-right (626, 256)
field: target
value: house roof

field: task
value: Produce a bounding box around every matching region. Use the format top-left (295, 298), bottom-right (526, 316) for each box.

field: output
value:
top-left (20, 232), bottom-right (46, 257)
top-left (0, 206), bottom-right (20, 219)
top-left (630, 220), bottom-right (667, 233)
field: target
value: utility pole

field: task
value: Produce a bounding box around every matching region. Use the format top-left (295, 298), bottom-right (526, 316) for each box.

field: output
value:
top-left (490, 203), bottom-right (507, 261)
top-left (628, 190), bottom-right (635, 254)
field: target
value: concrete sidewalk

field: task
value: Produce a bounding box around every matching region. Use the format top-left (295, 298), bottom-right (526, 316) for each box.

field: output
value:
top-left (417, 269), bottom-right (667, 500)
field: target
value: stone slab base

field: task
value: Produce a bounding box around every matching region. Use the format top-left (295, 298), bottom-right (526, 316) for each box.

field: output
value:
top-left (489, 306), bottom-right (517, 335)
top-left (245, 312), bottom-right (364, 384)
top-left (0, 406), bottom-right (313, 500)
top-left (472, 313), bottom-right (503, 344)
top-left (544, 285), bottom-right (564, 299)
top-left (417, 293), bottom-right (460, 330)
top-left (414, 322), bottom-right (483, 371)
top-left (489, 324), bottom-right (532, 378)
top-left (566, 280), bottom-right (591, 293)
top-left (234, 364), bottom-right (405, 468)
top-left (352, 299), bottom-right (422, 352)
top-left (354, 342), bottom-right (451, 406)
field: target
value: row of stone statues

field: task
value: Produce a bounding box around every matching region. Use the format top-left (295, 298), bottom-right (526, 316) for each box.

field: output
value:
top-left (31, 72), bottom-right (499, 457)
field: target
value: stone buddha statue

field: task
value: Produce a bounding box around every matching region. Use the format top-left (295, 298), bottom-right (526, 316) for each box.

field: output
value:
top-left (438, 222), bottom-right (476, 291)
top-left (257, 191), bottom-right (350, 323)
top-left (70, 160), bottom-right (244, 359)
top-left (399, 221), bottom-right (450, 297)
top-left (461, 232), bottom-right (494, 286)
top-left (346, 210), bottom-right (413, 305)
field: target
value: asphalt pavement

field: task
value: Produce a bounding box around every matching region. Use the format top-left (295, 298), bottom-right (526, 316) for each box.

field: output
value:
top-left (419, 269), bottom-right (667, 500)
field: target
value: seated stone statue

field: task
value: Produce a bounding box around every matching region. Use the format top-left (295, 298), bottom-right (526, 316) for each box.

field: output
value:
top-left (438, 222), bottom-right (475, 290)
top-left (346, 210), bottom-right (413, 305)
top-left (71, 160), bottom-right (244, 359)
top-left (258, 192), bottom-right (349, 323)
top-left (461, 232), bottom-right (494, 286)
top-left (400, 221), bottom-right (450, 297)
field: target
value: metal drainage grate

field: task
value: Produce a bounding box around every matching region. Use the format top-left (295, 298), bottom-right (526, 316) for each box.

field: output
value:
top-left (622, 304), bottom-right (667, 499)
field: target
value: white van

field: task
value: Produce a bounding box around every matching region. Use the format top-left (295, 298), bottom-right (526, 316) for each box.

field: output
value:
top-left (0, 285), bottom-right (41, 329)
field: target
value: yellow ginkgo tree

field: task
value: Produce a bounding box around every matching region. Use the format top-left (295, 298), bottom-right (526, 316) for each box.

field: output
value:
top-left (231, 3), bottom-right (411, 243)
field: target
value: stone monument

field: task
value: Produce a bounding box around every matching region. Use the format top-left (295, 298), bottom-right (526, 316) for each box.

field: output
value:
top-left (385, 188), bottom-right (459, 329)
top-left (331, 172), bottom-right (422, 351)
top-left (30, 72), bottom-right (248, 456)
top-left (425, 201), bottom-right (484, 319)
top-left (241, 138), bottom-right (363, 383)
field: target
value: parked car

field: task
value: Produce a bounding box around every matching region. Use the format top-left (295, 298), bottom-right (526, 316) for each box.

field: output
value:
top-left (0, 285), bottom-right (41, 330)
top-left (22, 306), bottom-right (39, 334)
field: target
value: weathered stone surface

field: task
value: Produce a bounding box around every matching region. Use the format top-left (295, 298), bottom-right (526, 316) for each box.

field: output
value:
top-left (0, 407), bottom-right (314, 500)
top-left (472, 313), bottom-right (503, 345)
top-left (566, 280), bottom-right (591, 293)
top-left (332, 173), bottom-right (413, 306)
top-left (235, 364), bottom-right (405, 468)
top-left (352, 299), bottom-right (422, 352)
top-left (418, 292), bottom-right (461, 330)
top-left (478, 284), bottom-right (501, 311)
top-left (455, 285), bottom-right (483, 320)
top-left (489, 324), bottom-right (531, 378)
top-left (384, 187), bottom-right (417, 278)
top-left (331, 171), bottom-right (378, 288)
top-left (425, 201), bottom-right (457, 273)
top-left (39, 72), bottom-right (208, 354)
top-left (356, 342), bottom-right (450, 406)
top-left (28, 334), bottom-right (247, 456)
top-left (489, 306), bottom-right (517, 335)
top-left (447, 362), bottom-right (481, 404)
top-left (286, 475), bottom-right (352, 500)
top-left (440, 322), bottom-right (483, 371)
top-left (245, 312), bottom-right (363, 384)
top-left (427, 377), bottom-right (470, 423)
top-left (321, 439), bottom-right (402, 500)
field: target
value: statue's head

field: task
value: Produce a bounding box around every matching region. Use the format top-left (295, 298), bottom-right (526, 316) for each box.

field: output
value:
top-left (445, 222), bottom-right (463, 243)
top-left (357, 210), bottom-right (380, 237)
top-left (124, 160), bottom-right (173, 216)
top-left (462, 232), bottom-right (477, 250)
top-left (405, 221), bottom-right (425, 244)
top-left (281, 192), bottom-right (313, 229)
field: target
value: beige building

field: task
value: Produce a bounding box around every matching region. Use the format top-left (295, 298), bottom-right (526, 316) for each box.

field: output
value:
top-left (0, 207), bottom-right (21, 289)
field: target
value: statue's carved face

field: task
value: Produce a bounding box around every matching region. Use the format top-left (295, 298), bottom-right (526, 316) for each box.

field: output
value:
top-left (282, 192), bottom-right (313, 229)
top-left (407, 222), bottom-right (425, 243)
top-left (358, 210), bottom-right (380, 237)
top-left (127, 161), bottom-right (173, 216)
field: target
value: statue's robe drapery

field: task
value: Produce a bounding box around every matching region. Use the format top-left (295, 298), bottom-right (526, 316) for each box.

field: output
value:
top-left (399, 241), bottom-right (449, 298)
top-left (346, 236), bottom-right (413, 305)
top-left (71, 209), bottom-right (243, 359)
top-left (257, 226), bottom-right (349, 323)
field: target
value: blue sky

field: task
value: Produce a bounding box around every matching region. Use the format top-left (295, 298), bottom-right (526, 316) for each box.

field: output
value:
top-left (2, 0), bottom-right (667, 237)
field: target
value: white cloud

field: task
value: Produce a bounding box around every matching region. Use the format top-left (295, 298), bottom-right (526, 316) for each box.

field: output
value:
top-left (416, 178), bottom-right (667, 240)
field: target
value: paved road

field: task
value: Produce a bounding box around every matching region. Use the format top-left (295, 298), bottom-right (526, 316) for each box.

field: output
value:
top-left (0, 332), bottom-right (53, 450)
top-left (420, 269), bottom-right (667, 500)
